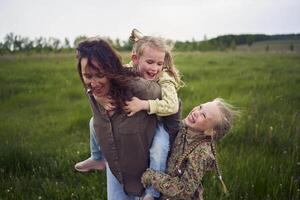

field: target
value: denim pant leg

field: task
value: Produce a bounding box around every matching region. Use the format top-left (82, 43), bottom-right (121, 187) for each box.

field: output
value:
top-left (145, 122), bottom-right (170, 198)
top-left (106, 163), bottom-right (142, 200)
top-left (89, 117), bottom-right (104, 161)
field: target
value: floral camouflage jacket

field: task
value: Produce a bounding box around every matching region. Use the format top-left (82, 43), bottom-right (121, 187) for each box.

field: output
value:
top-left (141, 123), bottom-right (216, 200)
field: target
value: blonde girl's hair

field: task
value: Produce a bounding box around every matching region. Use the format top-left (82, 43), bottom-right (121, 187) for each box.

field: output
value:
top-left (130, 29), bottom-right (183, 87)
top-left (211, 98), bottom-right (240, 141)
top-left (210, 98), bottom-right (240, 195)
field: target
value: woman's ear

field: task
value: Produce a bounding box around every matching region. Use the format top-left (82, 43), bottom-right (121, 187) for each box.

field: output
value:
top-left (131, 54), bottom-right (139, 66)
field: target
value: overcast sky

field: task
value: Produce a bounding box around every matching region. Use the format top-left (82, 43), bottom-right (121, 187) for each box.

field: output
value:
top-left (1, 0), bottom-right (300, 43)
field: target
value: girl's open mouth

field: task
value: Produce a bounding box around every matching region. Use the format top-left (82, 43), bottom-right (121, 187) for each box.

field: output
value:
top-left (188, 113), bottom-right (195, 123)
top-left (146, 71), bottom-right (157, 79)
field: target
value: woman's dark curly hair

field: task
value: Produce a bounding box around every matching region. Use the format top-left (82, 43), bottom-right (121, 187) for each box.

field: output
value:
top-left (76, 38), bottom-right (137, 108)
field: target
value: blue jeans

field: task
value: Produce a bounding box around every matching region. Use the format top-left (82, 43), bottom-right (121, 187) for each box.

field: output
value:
top-left (89, 118), bottom-right (169, 199)
top-left (106, 162), bottom-right (142, 200)
top-left (145, 122), bottom-right (169, 198)
top-left (89, 117), bottom-right (104, 161)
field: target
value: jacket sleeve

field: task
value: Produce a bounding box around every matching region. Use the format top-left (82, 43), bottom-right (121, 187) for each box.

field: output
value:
top-left (148, 72), bottom-right (179, 116)
top-left (141, 145), bottom-right (213, 199)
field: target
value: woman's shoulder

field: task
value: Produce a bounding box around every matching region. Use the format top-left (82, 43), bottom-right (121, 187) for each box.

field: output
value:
top-left (127, 78), bottom-right (161, 99)
top-left (128, 77), bottom-right (158, 88)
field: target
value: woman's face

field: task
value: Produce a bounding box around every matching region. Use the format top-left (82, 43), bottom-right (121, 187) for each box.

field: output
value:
top-left (133, 46), bottom-right (165, 80)
top-left (184, 101), bottom-right (222, 133)
top-left (80, 57), bottom-right (110, 97)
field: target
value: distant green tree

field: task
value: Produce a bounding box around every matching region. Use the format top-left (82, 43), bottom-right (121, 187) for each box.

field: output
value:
top-left (4, 32), bottom-right (15, 51)
top-left (0, 42), bottom-right (5, 54)
top-left (51, 38), bottom-right (61, 51)
top-left (13, 35), bottom-right (23, 51)
top-left (34, 37), bottom-right (45, 52)
top-left (217, 40), bottom-right (226, 51)
top-left (246, 35), bottom-right (254, 47)
top-left (114, 38), bottom-right (121, 50)
top-left (230, 40), bottom-right (236, 50)
top-left (191, 38), bottom-right (197, 51)
top-left (122, 39), bottom-right (133, 51)
top-left (64, 38), bottom-right (70, 48)
top-left (21, 37), bottom-right (34, 52)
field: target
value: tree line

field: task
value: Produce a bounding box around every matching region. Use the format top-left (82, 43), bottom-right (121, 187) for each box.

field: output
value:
top-left (174, 34), bottom-right (300, 51)
top-left (0, 33), bottom-right (134, 54)
top-left (0, 32), bottom-right (299, 54)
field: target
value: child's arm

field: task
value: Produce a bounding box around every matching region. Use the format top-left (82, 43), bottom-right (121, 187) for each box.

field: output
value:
top-left (124, 97), bottom-right (149, 117)
top-left (141, 145), bottom-right (213, 199)
top-left (124, 72), bottom-right (179, 117)
top-left (148, 72), bottom-right (179, 116)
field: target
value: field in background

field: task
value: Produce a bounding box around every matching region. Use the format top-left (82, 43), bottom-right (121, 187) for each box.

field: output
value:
top-left (236, 39), bottom-right (300, 52)
top-left (0, 52), bottom-right (299, 199)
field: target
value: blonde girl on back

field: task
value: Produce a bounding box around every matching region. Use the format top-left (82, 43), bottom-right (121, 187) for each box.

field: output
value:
top-left (124, 29), bottom-right (182, 117)
top-left (124, 29), bottom-right (183, 200)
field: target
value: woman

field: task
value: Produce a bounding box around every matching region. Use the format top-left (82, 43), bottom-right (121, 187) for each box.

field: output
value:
top-left (76, 38), bottom-right (162, 199)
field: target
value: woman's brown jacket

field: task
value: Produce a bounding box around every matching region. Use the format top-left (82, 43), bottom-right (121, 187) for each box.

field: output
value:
top-left (87, 78), bottom-right (161, 196)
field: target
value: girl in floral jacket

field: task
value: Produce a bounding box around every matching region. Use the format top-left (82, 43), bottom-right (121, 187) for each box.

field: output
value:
top-left (141, 98), bottom-right (239, 200)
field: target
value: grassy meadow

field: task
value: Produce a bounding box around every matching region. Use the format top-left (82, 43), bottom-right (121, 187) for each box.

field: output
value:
top-left (0, 51), bottom-right (299, 199)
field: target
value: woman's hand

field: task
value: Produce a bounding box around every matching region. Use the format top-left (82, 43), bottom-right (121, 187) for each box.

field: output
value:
top-left (124, 97), bottom-right (149, 116)
top-left (94, 95), bottom-right (116, 111)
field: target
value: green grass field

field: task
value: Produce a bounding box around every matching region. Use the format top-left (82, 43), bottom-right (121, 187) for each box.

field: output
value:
top-left (0, 52), bottom-right (299, 199)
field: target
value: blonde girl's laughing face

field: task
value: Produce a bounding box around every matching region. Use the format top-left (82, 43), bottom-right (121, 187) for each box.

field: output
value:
top-left (133, 46), bottom-right (165, 80)
top-left (184, 101), bottom-right (222, 134)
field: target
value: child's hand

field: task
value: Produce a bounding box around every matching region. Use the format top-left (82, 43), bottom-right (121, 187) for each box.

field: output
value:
top-left (141, 168), bottom-right (154, 187)
top-left (94, 95), bottom-right (116, 111)
top-left (124, 97), bottom-right (149, 117)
